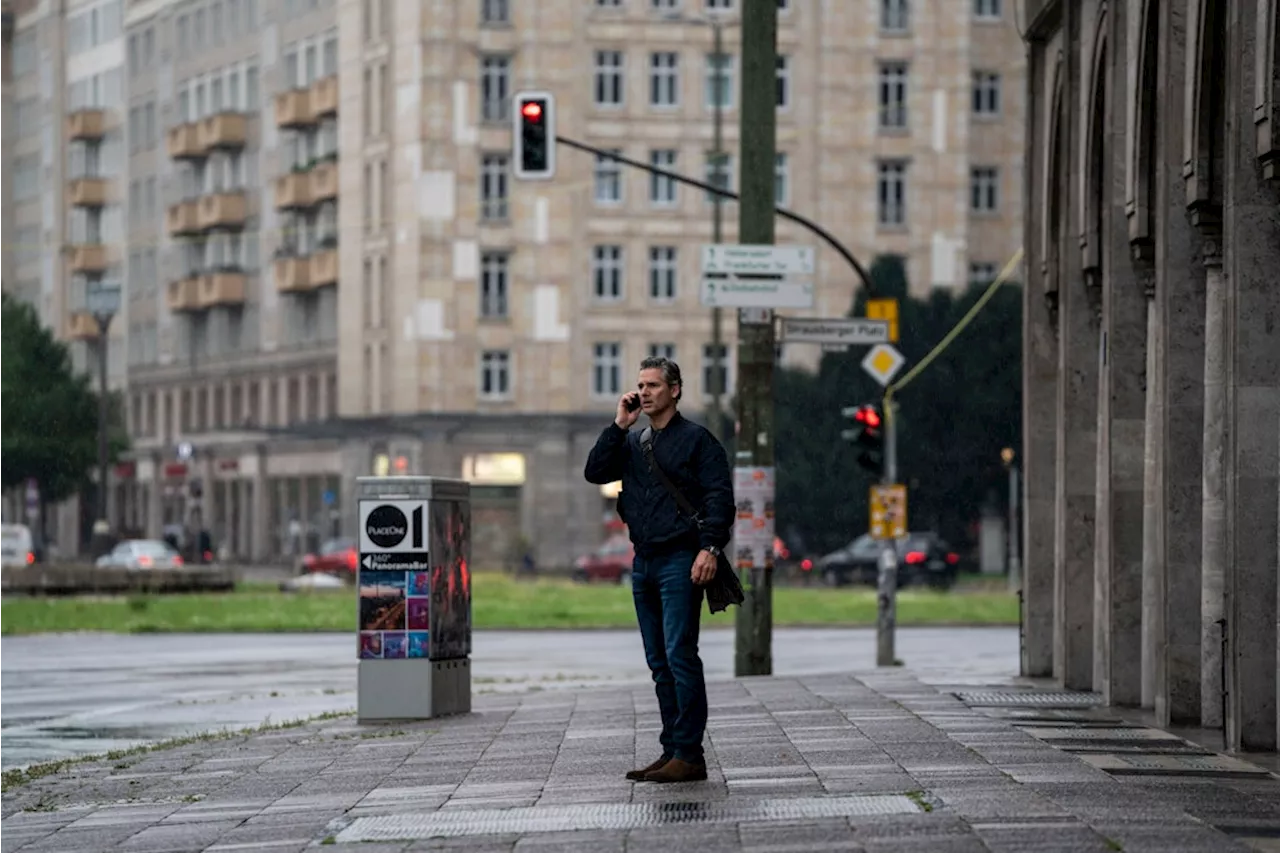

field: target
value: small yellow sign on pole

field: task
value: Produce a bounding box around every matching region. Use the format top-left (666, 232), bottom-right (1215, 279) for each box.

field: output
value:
top-left (869, 484), bottom-right (907, 540)
top-left (865, 298), bottom-right (900, 343)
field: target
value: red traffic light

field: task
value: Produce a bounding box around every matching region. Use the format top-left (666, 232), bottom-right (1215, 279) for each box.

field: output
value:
top-left (854, 406), bottom-right (881, 428)
top-left (520, 101), bottom-right (543, 120)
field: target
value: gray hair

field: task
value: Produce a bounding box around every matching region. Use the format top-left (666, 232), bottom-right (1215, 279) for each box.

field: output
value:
top-left (638, 356), bottom-right (682, 401)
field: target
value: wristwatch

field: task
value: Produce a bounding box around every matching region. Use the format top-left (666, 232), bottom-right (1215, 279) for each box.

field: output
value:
top-left (703, 545), bottom-right (722, 558)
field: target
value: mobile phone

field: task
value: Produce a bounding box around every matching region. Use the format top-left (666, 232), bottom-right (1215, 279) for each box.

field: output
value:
top-left (624, 395), bottom-right (641, 413)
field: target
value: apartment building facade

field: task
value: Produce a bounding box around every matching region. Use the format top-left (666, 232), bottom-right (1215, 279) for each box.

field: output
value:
top-left (4, 0), bottom-right (1024, 568)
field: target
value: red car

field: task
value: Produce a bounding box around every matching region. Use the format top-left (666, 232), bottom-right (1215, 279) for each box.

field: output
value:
top-left (572, 536), bottom-right (635, 584)
top-left (299, 537), bottom-right (358, 577)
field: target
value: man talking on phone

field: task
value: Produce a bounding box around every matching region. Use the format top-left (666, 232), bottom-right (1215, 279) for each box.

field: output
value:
top-left (584, 356), bottom-right (734, 783)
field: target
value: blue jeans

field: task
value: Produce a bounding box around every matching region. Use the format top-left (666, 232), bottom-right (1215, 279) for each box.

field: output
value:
top-left (632, 549), bottom-right (707, 765)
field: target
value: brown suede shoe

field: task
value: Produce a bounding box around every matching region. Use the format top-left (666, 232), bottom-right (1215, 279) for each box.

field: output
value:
top-left (625, 756), bottom-right (670, 781)
top-left (643, 757), bottom-right (708, 783)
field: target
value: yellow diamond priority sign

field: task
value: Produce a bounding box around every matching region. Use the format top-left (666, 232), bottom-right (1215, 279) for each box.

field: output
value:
top-left (861, 343), bottom-right (905, 387)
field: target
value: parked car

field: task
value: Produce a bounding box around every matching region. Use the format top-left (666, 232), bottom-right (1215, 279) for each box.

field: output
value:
top-left (572, 536), bottom-right (635, 584)
top-left (299, 537), bottom-right (359, 577)
top-left (96, 539), bottom-right (185, 570)
top-left (1, 523), bottom-right (36, 568)
top-left (815, 531), bottom-right (960, 590)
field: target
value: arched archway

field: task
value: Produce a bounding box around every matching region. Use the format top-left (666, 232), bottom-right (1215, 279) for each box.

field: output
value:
top-left (1127, 0), bottom-right (1160, 254)
top-left (1043, 54), bottom-right (1068, 329)
top-left (1183, 0), bottom-right (1226, 224)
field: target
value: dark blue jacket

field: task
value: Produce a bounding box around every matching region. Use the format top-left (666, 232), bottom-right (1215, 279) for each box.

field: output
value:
top-left (583, 412), bottom-right (734, 557)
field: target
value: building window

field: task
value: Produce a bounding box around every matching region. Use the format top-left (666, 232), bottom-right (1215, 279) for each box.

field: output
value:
top-left (480, 251), bottom-right (509, 318)
top-left (776, 55), bottom-right (790, 108)
top-left (878, 61), bottom-right (909, 130)
top-left (594, 50), bottom-right (625, 106)
top-left (703, 344), bottom-right (729, 397)
top-left (649, 246), bottom-right (678, 301)
top-left (705, 53), bottom-right (734, 109)
top-left (650, 149), bottom-right (678, 205)
top-left (652, 0), bottom-right (679, 8)
top-left (597, 0), bottom-right (622, 5)
top-left (592, 343), bottom-right (623, 397)
top-left (705, 152), bottom-right (733, 202)
top-left (881, 0), bottom-right (909, 31)
top-left (480, 153), bottom-right (509, 221)
top-left (480, 351), bottom-right (511, 400)
top-left (969, 262), bottom-right (997, 286)
top-left (971, 166), bottom-right (1000, 212)
top-left (706, 0), bottom-right (733, 9)
top-left (481, 0), bottom-right (509, 24)
top-left (480, 55), bottom-right (510, 123)
top-left (877, 160), bottom-right (907, 227)
top-left (650, 52), bottom-right (680, 107)
top-left (649, 342), bottom-right (677, 360)
top-left (595, 151), bottom-right (624, 204)
top-left (775, 152), bottom-right (789, 206)
top-left (974, 0), bottom-right (1002, 19)
top-left (592, 245), bottom-right (624, 301)
top-left (973, 71), bottom-right (1001, 116)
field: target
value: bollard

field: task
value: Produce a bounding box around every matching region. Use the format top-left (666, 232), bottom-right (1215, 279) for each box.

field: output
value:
top-left (355, 476), bottom-right (472, 722)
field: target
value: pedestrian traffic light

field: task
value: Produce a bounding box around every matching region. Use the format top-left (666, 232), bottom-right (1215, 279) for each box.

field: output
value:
top-left (513, 91), bottom-right (555, 180)
top-left (841, 403), bottom-right (884, 475)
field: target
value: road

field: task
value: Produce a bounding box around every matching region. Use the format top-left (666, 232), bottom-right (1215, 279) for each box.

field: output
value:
top-left (1, 627), bottom-right (1018, 769)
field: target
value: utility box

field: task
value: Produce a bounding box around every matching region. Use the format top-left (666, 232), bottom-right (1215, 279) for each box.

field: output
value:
top-left (355, 476), bottom-right (472, 722)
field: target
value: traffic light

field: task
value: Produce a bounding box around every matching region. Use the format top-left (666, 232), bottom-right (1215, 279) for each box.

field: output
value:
top-left (513, 91), bottom-right (555, 180)
top-left (841, 403), bottom-right (884, 475)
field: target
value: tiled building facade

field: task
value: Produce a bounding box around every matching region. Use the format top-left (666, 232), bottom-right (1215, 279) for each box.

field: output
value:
top-left (3, 0), bottom-right (1025, 568)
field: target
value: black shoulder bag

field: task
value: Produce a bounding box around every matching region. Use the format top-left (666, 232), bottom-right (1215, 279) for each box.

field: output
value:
top-left (639, 427), bottom-right (745, 614)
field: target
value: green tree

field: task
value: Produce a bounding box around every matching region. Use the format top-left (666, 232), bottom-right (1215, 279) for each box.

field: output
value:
top-left (774, 255), bottom-right (1022, 557)
top-left (1, 294), bottom-right (127, 510)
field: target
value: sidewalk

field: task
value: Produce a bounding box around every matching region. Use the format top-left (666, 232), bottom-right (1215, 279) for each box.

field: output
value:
top-left (3, 671), bottom-right (1279, 852)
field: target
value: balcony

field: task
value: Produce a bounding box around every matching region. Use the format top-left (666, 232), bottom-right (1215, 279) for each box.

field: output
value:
top-left (67, 311), bottom-right (102, 340)
top-left (273, 255), bottom-right (312, 293)
top-left (167, 122), bottom-right (203, 159)
top-left (309, 159), bottom-right (338, 202)
top-left (274, 89), bottom-right (316, 128)
top-left (166, 200), bottom-right (200, 236)
top-left (310, 246), bottom-right (338, 287)
top-left (197, 112), bottom-right (247, 150)
top-left (197, 271), bottom-right (247, 308)
top-left (167, 276), bottom-right (201, 312)
top-left (68, 177), bottom-right (109, 207)
top-left (68, 244), bottom-right (110, 274)
top-left (274, 172), bottom-right (313, 209)
top-left (66, 108), bottom-right (108, 141)
top-left (197, 192), bottom-right (248, 230)
top-left (311, 75), bottom-right (338, 116)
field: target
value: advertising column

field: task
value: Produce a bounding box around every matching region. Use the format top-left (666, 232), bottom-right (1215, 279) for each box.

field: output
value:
top-left (355, 476), bottom-right (471, 722)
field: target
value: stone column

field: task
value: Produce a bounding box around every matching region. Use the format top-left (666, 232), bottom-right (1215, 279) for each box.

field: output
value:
top-left (1140, 264), bottom-right (1163, 709)
top-left (1221, 4), bottom-right (1280, 750)
top-left (1091, 4), bottom-right (1146, 705)
top-left (251, 447), bottom-right (270, 563)
top-left (1151, 0), bottom-right (1205, 727)
top-left (1200, 236), bottom-right (1228, 730)
top-left (1020, 28), bottom-right (1058, 679)
top-left (317, 371), bottom-right (330, 420)
top-left (147, 451), bottom-right (164, 538)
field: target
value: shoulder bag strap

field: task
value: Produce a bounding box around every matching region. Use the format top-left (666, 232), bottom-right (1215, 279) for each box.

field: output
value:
top-left (639, 427), bottom-right (704, 525)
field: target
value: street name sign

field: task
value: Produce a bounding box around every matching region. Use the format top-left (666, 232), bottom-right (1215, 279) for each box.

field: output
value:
top-left (701, 244), bottom-right (815, 276)
top-left (700, 277), bottom-right (815, 309)
top-left (781, 317), bottom-right (890, 346)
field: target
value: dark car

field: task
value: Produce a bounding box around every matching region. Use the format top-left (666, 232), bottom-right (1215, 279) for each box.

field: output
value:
top-left (815, 531), bottom-right (960, 590)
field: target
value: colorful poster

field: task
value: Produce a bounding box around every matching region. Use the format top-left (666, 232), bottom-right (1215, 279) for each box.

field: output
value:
top-left (357, 570), bottom-right (409, 659)
top-left (732, 466), bottom-right (776, 570)
top-left (407, 631), bottom-right (429, 658)
top-left (407, 596), bottom-right (430, 631)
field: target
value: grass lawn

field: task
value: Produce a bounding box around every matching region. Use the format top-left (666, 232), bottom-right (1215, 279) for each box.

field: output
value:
top-left (0, 572), bottom-right (1018, 635)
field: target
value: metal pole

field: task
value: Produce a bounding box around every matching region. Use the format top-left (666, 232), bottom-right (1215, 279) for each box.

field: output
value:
top-left (96, 328), bottom-right (110, 525)
top-left (876, 398), bottom-right (898, 667)
top-left (733, 0), bottom-right (778, 678)
top-left (1008, 464), bottom-right (1021, 592)
top-left (708, 21), bottom-right (725, 443)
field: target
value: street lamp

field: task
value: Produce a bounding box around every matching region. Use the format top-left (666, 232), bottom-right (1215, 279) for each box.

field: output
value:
top-left (663, 11), bottom-right (737, 442)
top-left (87, 279), bottom-right (121, 529)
